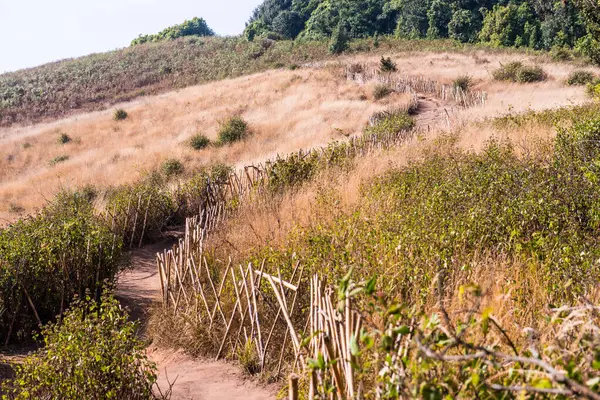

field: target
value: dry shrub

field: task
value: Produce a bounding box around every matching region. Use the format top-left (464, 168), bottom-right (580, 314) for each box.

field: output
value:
top-left (372, 84), bottom-right (393, 100)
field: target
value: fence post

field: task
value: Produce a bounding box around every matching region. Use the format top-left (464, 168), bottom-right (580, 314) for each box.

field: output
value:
top-left (289, 374), bottom-right (299, 400)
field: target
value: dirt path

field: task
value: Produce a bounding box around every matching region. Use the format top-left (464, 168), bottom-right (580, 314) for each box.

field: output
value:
top-left (117, 239), bottom-right (278, 400)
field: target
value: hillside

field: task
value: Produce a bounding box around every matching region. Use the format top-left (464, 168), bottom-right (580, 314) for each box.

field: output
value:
top-left (0, 51), bottom-right (590, 222)
top-left (2, 7), bottom-right (600, 399)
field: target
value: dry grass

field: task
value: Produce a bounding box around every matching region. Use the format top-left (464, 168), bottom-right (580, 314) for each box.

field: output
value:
top-left (0, 51), bottom-right (594, 222)
top-left (0, 67), bottom-right (413, 221)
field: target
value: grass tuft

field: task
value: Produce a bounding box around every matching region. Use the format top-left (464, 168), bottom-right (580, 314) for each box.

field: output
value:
top-left (113, 109), bottom-right (128, 121)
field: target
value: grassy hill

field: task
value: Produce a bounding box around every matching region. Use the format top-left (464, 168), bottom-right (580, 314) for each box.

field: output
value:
top-left (2, 22), bottom-right (600, 399)
top-left (0, 35), bottom-right (543, 128)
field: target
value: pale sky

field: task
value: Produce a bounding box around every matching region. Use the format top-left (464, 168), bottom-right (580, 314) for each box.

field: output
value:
top-left (0, 0), bottom-right (263, 73)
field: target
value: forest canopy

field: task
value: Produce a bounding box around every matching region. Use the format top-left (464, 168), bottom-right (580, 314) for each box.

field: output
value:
top-left (245, 0), bottom-right (600, 61)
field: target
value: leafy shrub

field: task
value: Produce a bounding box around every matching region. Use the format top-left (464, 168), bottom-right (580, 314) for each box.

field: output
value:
top-left (567, 70), bottom-right (596, 86)
top-left (58, 133), bottom-right (71, 144)
top-left (379, 57), bottom-right (397, 73)
top-left (2, 292), bottom-right (159, 399)
top-left (105, 173), bottom-right (174, 244)
top-left (492, 61), bottom-right (524, 81)
top-left (309, 276), bottom-right (600, 399)
top-left (189, 133), bottom-right (210, 150)
top-left (210, 163), bottom-right (233, 184)
top-left (365, 111), bottom-right (415, 138)
top-left (113, 109), bottom-right (128, 121)
top-left (550, 45), bottom-right (573, 61)
top-left (49, 154), bottom-right (69, 166)
top-left (372, 84), bottom-right (393, 100)
top-left (452, 74), bottom-right (473, 91)
top-left (587, 79), bottom-right (600, 98)
top-left (0, 191), bottom-right (123, 343)
top-left (161, 159), bottom-right (184, 177)
top-left (516, 65), bottom-right (546, 83)
top-left (492, 61), bottom-right (546, 83)
top-left (256, 118), bottom-right (600, 312)
top-left (237, 340), bottom-right (260, 376)
top-left (218, 116), bottom-right (249, 145)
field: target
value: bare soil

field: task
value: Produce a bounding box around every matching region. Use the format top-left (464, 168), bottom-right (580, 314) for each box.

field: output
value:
top-left (118, 238), bottom-right (278, 400)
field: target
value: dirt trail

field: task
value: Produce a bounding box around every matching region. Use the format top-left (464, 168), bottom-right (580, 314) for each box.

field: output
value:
top-left (117, 239), bottom-right (278, 400)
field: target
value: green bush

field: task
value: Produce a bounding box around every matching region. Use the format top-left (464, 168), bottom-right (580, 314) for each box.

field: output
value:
top-left (161, 159), bottom-right (184, 176)
top-left (516, 65), bottom-right (546, 83)
top-left (492, 61), bottom-right (546, 83)
top-left (379, 57), bottom-right (397, 73)
top-left (189, 133), bottom-right (210, 150)
top-left (452, 74), bottom-right (473, 91)
top-left (210, 163), bottom-right (233, 183)
top-left (587, 79), bottom-right (600, 98)
top-left (567, 70), bottom-right (596, 86)
top-left (492, 61), bottom-right (524, 81)
top-left (113, 109), bottom-right (128, 121)
top-left (372, 84), bottom-right (393, 100)
top-left (550, 46), bottom-right (573, 61)
top-left (58, 133), bottom-right (71, 144)
top-left (2, 292), bottom-right (159, 400)
top-left (365, 111), bottom-right (415, 138)
top-left (253, 117), bottom-right (600, 311)
top-left (0, 191), bottom-right (123, 343)
top-left (105, 173), bottom-right (174, 244)
top-left (218, 116), bottom-right (249, 145)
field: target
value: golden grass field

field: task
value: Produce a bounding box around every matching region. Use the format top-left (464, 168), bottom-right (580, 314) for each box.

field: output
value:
top-left (0, 51), bottom-right (596, 223)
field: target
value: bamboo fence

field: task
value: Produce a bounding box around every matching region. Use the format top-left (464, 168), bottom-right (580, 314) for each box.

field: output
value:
top-left (346, 63), bottom-right (488, 108)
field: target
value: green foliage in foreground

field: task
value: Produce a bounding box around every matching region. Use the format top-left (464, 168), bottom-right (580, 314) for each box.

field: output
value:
top-left (131, 17), bottom-right (214, 46)
top-left (0, 192), bottom-right (123, 343)
top-left (307, 275), bottom-right (600, 398)
top-left (253, 115), bottom-right (600, 311)
top-left (2, 293), bottom-right (158, 400)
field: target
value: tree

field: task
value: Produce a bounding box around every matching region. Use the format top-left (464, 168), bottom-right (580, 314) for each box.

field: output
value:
top-left (250, 0), bottom-right (294, 25)
top-left (131, 17), bottom-right (214, 46)
top-left (244, 20), bottom-right (270, 41)
top-left (300, 0), bottom-right (338, 40)
top-left (388, 0), bottom-right (432, 38)
top-left (272, 10), bottom-right (306, 38)
top-left (329, 22), bottom-right (349, 53)
top-left (427, 0), bottom-right (452, 38)
top-left (575, 0), bottom-right (600, 64)
top-left (540, 0), bottom-right (586, 49)
top-left (448, 9), bottom-right (481, 43)
top-left (479, 3), bottom-right (540, 48)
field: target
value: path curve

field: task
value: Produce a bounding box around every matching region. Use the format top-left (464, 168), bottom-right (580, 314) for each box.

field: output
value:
top-left (117, 239), bottom-right (278, 400)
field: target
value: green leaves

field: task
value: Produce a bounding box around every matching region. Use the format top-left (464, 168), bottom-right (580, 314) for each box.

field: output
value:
top-left (0, 191), bottom-right (123, 344)
top-left (2, 292), bottom-right (156, 399)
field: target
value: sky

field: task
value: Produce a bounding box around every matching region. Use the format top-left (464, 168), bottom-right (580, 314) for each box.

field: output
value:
top-left (0, 0), bottom-right (263, 73)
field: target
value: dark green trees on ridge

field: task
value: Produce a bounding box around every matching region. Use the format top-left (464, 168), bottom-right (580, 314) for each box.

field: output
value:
top-left (245, 0), bottom-right (600, 61)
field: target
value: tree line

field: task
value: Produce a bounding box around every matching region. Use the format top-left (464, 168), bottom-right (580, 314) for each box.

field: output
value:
top-left (245, 0), bottom-right (600, 62)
